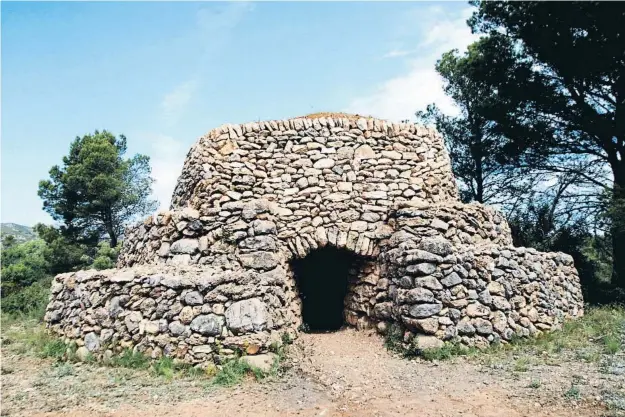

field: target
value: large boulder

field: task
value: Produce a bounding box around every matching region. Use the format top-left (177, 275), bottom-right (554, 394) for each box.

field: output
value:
top-left (170, 239), bottom-right (199, 254)
top-left (225, 298), bottom-right (269, 334)
top-left (190, 314), bottom-right (225, 336)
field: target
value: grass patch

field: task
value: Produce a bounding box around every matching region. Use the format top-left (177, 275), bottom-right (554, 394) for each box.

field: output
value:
top-left (513, 357), bottom-right (531, 372)
top-left (564, 384), bottom-right (581, 400)
top-left (510, 306), bottom-right (625, 356)
top-left (53, 362), bottom-right (75, 377)
top-left (1, 319), bottom-right (68, 361)
top-left (603, 335), bottom-right (621, 354)
top-left (420, 343), bottom-right (478, 361)
top-left (151, 356), bottom-right (175, 379)
top-left (384, 306), bottom-right (624, 363)
top-left (528, 380), bottom-right (541, 389)
top-left (111, 349), bottom-right (151, 369)
top-left (211, 358), bottom-right (266, 387)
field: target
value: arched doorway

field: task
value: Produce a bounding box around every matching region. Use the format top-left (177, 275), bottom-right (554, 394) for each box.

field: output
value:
top-left (290, 246), bottom-right (362, 331)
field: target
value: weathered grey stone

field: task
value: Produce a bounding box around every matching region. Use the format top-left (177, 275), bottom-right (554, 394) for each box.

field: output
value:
top-left (418, 237), bottom-right (453, 256)
top-left (179, 306), bottom-right (196, 324)
top-left (225, 298), bottom-right (269, 334)
top-left (413, 335), bottom-right (444, 350)
top-left (415, 276), bottom-right (443, 290)
top-left (170, 239), bottom-right (199, 254)
top-left (238, 252), bottom-right (278, 270)
top-left (109, 296), bottom-right (125, 318)
top-left (430, 218), bottom-right (449, 231)
top-left (405, 250), bottom-right (444, 264)
top-left (457, 318), bottom-right (476, 335)
top-left (252, 220), bottom-right (277, 235)
top-left (414, 318), bottom-right (439, 334)
top-left (406, 263), bottom-right (437, 276)
top-left (84, 332), bottom-right (100, 351)
top-left (487, 281), bottom-right (505, 295)
top-left (401, 288), bottom-right (435, 303)
top-left (478, 290), bottom-right (492, 306)
top-left (239, 236), bottom-right (276, 252)
top-left (124, 311), bottom-right (142, 332)
top-left (492, 296), bottom-right (511, 311)
top-left (190, 314), bottom-right (225, 336)
top-left (169, 321), bottom-right (186, 336)
top-left (440, 272), bottom-right (462, 287)
top-left (466, 302), bottom-right (490, 317)
top-left (76, 346), bottom-right (90, 362)
top-left (110, 270), bottom-right (134, 283)
top-left (240, 353), bottom-right (277, 373)
top-left (473, 318), bottom-right (493, 335)
top-left (409, 303), bottom-right (442, 318)
top-left (354, 144), bottom-right (375, 160)
top-left (313, 158), bottom-right (335, 169)
top-left (161, 275), bottom-right (191, 289)
top-left (157, 242), bottom-right (171, 257)
top-left (184, 291), bottom-right (204, 306)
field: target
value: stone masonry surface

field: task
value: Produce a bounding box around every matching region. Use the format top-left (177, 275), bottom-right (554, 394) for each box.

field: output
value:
top-left (45, 115), bottom-right (584, 364)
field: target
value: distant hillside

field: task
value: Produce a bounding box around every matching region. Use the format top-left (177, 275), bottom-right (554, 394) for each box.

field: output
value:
top-left (1, 223), bottom-right (37, 244)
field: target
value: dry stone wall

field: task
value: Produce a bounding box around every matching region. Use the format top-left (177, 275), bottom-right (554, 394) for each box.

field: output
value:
top-left (45, 115), bottom-right (584, 364)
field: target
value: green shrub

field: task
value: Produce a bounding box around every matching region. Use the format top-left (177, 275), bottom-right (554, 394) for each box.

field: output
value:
top-left (420, 343), bottom-right (477, 361)
top-left (40, 338), bottom-right (68, 360)
top-left (212, 358), bottom-right (266, 387)
top-left (151, 356), bottom-right (175, 379)
top-left (383, 324), bottom-right (405, 354)
top-left (112, 349), bottom-right (151, 369)
top-left (90, 241), bottom-right (120, 270)
top-left (564, 384), bottom-right (581, 400)
top-left (1, 240), bottom-right (49, 296)
top-left (1, 278), bottom-right (51, 318)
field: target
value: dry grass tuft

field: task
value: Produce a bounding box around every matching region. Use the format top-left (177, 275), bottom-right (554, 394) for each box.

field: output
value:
top-left (300, 112), bottom-right (376, 120)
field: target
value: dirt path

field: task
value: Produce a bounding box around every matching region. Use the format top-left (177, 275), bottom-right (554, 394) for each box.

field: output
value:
top-left (1, 328), bottom-right (615, 417)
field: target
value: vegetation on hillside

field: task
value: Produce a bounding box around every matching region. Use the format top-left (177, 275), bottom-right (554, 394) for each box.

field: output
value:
top-left (0, 223), bottom-right (37, 245)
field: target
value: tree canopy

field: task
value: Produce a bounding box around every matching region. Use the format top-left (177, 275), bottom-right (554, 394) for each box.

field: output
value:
top-left (463, 1), bottom-right (625, 287)
top-left (415, 43), bottom-right (533, 210)
top-left (38, 130), bottom-right (157, 248)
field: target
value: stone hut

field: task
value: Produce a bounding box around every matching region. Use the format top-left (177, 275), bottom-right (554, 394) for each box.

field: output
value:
top-left (45, 114), bottom-right (584, 363)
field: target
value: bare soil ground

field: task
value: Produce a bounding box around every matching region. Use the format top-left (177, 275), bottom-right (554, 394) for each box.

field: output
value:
top-left (2, 327), bottom-right (623, 417)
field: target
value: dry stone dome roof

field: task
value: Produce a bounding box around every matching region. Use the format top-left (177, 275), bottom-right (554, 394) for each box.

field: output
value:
top-left (44, 115), bottom-right (584, 366)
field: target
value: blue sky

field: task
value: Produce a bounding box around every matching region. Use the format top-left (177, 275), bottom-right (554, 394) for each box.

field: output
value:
top-left (1, 1), bottom-right (476, 226)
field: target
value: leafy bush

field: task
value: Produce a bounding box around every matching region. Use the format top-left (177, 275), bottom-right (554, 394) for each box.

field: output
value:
top-left (91, 241), bottom-right (120, 270)
top-left (1, 240), bottom-right (48, 296)
top-left (0, 278), bottom-right (51, 318)
top-left (111, 349), bottom-right (151, 369)
top-left (33, 224), bottom-right (91, 273)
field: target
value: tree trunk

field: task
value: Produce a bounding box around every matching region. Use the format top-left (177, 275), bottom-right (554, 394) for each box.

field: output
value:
top-left (105, 208), bottom-right (117, 248)
top-left (611, 169), bottom-right (625, 290)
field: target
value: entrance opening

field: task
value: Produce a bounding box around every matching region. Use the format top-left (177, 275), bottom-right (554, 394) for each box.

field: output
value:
top-left (291, 246), bottom-right (360, 331)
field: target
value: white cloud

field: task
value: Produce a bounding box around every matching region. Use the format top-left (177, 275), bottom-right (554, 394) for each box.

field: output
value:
top-left (147, 134), bottom-right (187, 211)
top-left (345, 7), bottom-right (478, 122)
top-left (383, 49), bottom-right (413, 59)
top-left (161, 79), bottom-right (199, 127)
